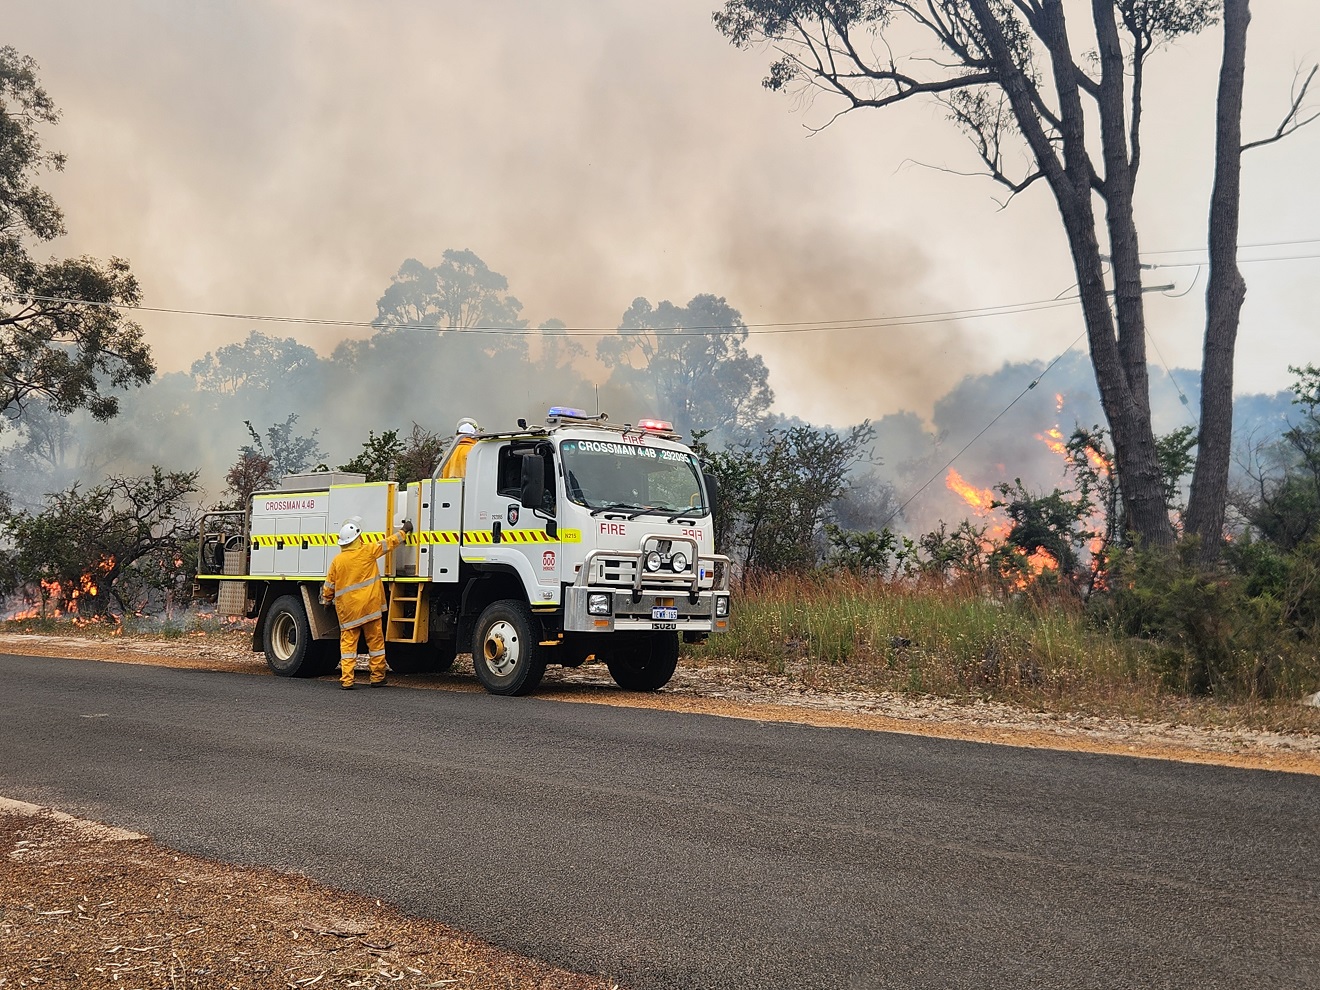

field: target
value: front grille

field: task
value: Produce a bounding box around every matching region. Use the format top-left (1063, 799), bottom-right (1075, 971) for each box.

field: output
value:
top-left (592, 557), bottom-right (639, 586)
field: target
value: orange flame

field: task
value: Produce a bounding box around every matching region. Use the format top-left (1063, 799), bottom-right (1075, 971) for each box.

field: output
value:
top-left (1083, 447), bottom-right (1112, 474)
top-left (1037, 426), bottom-right (1112, 476)
top-left (945, 469), bottom-right (1011, 543)
top-left (1025, 548), bottom-right (1058, 574)
top-left (946, 468), bottom-right (996, 513)
top-left (1037, 427), bottom-right (1067, 457)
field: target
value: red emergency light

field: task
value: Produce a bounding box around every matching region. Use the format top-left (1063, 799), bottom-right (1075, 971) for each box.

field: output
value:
top-left (637, 418), bottom-right (674, 433)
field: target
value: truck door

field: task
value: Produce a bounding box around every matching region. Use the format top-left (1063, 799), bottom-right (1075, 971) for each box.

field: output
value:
top-left (398, 478), bottom-right (461, 583)
top-left (464, 440), bottom-right (561, 605)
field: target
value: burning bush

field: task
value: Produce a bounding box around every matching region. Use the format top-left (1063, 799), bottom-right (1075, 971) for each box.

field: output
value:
top-left (0, 468), bottom-right (200, 621)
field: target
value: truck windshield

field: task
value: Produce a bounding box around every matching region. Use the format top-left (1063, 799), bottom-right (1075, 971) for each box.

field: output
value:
top-left (559, 438), bottom-right (708, 516)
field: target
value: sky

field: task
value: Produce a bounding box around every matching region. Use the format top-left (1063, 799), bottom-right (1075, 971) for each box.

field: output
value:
top-left (5, 0), bottom-right (1319, 431)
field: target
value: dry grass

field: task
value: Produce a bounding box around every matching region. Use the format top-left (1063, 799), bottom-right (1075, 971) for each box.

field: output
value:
top-left (686, 573), bottom-right (1320, 735)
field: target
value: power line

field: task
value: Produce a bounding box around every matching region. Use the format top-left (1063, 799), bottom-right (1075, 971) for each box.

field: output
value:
top-left (1141, 236), bottom-right (1320, 257)
top-left (7, 239), bottom-right (1316, 337)
top-left (9, 291), bottom-right (1085, 337)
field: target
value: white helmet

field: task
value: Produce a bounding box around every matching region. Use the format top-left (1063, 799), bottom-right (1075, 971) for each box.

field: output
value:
top-left (456, 417), bottom-right (480, 435)
top-left (337, 519), bottom-right (362, 546)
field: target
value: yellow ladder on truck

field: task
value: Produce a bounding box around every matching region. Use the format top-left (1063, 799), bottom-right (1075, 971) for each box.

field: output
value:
top-left (386, 583), bottom-right (429, 644)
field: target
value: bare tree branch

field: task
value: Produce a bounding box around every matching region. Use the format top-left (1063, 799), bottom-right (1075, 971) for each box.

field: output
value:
top-left (1242, 64), bottom-right (1319, 152)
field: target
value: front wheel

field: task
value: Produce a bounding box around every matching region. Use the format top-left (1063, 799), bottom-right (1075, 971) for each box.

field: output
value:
top-left (263, 595), bottom-right (321, 677)
top-left (606, 632), bottom-right (680, 691)
top-left (472, 600), bottom-right (546, 696)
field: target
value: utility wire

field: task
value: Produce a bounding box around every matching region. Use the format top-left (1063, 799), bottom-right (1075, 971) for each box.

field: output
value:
top-left (7, 241), bottom-right (1316, 337)
top-left (8, 291), bottom-right (1085, 337)
top-left (1140, 236), bottom-right (1320, 257)
top-left (1144, 328), bottom-right (1197, 423)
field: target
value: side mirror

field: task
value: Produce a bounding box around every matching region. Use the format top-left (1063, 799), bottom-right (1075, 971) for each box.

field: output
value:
top-left (702, 472), bottom-right (720, 518)
top-left (520, 454), bottom-right (546, 510)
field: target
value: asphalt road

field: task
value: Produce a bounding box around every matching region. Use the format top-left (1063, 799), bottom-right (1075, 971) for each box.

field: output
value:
top-left (1, 653), bottom-right (1316, 989)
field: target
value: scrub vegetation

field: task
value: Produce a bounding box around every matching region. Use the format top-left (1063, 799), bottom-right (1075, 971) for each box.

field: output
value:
top-left (691, 366), bottom-right (1320, 708)
top-left (688, 566), bottom-right (1320, 724)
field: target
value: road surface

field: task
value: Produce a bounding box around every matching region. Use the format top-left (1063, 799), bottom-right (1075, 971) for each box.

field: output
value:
top-left (1, 652), bottom-right (1316, 989)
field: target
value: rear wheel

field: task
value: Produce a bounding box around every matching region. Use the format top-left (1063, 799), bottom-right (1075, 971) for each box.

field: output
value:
top-left (472, 600), bottom-right (546, 696)
top-left (606, 632), bottom-right (680, 691)
top-left (263, 595), bottom-right (320, 678)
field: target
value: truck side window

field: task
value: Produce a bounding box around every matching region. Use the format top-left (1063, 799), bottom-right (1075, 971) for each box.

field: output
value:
top-left (496, 444), bottom-right (524, 498)
top-left (497, 443), bottom-right (556, 514)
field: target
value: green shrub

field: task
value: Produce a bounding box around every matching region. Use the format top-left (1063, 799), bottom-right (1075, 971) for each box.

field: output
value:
top-left (1094, 540), bottom-right (1320, 699)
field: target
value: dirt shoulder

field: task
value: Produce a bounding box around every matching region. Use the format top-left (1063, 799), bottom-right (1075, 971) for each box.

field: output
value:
top-left (0, 798), bottom-right (619, 990)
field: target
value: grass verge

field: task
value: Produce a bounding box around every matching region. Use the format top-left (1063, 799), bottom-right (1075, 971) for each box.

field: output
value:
top-left (686, 574), bottom-right (1320, 735)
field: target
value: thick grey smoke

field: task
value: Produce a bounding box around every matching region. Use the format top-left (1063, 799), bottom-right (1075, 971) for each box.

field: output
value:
top-left (2, 2), bottom-right (1315, 523)
top-left (15, 0), bottom-right (1314, 417)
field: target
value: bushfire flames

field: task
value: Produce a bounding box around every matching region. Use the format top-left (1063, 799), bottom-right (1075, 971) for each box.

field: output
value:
top-left (944, 469), bottom-right (1057, 583)
top-left (6, 556), bottom-right (118, 625)
top-left (943, 404), bottom-right (1120, 588)
top-left (1035, 426), bottom-right (1112, 474)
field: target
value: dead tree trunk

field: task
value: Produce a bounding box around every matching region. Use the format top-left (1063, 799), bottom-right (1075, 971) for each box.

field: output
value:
top-left (1186, 0), bottom-right (1251, 560)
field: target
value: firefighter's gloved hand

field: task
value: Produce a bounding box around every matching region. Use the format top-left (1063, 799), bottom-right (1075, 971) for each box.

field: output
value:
top-left (400, 519), bottom-right (414, 536)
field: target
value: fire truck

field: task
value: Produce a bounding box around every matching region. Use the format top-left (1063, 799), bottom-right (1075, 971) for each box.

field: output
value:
top-left (195, 408), bottom-right (731, 695)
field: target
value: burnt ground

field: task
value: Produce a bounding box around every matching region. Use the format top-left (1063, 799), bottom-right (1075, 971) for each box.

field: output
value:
top-left (2, 629), bottom-right (1318, 989)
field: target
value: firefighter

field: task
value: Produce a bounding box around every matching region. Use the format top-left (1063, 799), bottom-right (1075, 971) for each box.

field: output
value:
top-left (320, 516), bottom-right (413, 690)
top-left (440, 418), bottom-right (480, 479)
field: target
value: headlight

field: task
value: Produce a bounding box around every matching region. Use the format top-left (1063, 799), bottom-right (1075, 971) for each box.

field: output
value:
top-left (670, 551), bottom-right (688, 573)
top-left (715, 595), bottom-right (729, 617)
top-left (587, 593), bottom-right (612, 616)
top-left (645, 550), bottom-right (663, 572)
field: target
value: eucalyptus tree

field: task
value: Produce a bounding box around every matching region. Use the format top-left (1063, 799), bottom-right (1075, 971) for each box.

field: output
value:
top-left (715, 0), bottom-right (1313, 554)
top-left (0, 47), bottom-right (152, 429)
top-left (597, 294), bottom-right (774, 444)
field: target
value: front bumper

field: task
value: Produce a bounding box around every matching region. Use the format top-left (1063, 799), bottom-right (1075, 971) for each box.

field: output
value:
top-left (562, 541), bottom-right (731, 634)
top-left (563, 586), bottom-right (731, 633)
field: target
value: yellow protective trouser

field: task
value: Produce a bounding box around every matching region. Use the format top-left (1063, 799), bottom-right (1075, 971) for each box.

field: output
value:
top-left (340, 617), bottom-right (387, 687)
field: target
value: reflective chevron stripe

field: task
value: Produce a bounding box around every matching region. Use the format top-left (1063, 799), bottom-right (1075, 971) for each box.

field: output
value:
top-left (252, 532), bottom-right (389, 547)
top-left (252, 529), bottom-right (581, 548)
top-left (415, 531), bottom-right (462, 545)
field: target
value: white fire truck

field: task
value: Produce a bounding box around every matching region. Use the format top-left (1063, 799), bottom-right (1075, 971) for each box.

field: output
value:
top-left (195, 408), bottom-right (731, 695)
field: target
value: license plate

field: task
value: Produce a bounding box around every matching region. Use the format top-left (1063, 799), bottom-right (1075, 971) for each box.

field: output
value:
top-left (652, 606), bottom-right (678, 621)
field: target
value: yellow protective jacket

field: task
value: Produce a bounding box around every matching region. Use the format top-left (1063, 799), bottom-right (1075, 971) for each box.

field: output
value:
top-left (440, 436), bottom-right (477, 479)
top-left (321, 531), bottom-right (404, 630)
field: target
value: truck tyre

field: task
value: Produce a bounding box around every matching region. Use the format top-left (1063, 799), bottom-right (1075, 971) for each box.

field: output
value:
top-left (386, 639), bottom-right (457, 674)
top-left (263, 595), bottom-right (320, 678)
top-left (429, 638), bottom-right (458, 673)
top-left (606, 631), bottom-right (679, 691)
top-left (472, 600), bottom-right (546, 696)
